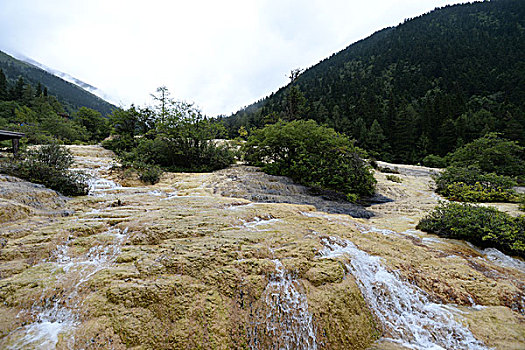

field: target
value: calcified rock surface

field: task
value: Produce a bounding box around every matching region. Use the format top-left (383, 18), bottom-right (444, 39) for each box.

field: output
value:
top-left (210, 165), bottom-right (375, 218)
top-left (0, 145), bottom-right (523, 349)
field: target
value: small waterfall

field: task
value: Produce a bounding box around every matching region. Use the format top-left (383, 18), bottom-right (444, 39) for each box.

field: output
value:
top-left (480, 248), bottom-right (525, 274)
top-left (320, 237), bottom-right (488, 350)
top-left (88, 177), bottom-right (122, 196)
top-left (250, 259), bottom-right (317, 350)
top-left (242, 217), bottom-right (281, 230)
top-left (1, 228), bottom-right (126, 349)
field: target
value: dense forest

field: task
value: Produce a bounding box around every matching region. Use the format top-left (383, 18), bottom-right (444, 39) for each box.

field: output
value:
top-left (222, 0), bottom-right (525, 164)
top-left (0, 50), bottom-right (115, 116)
top-left (0, 67), bottom-right (109, 144)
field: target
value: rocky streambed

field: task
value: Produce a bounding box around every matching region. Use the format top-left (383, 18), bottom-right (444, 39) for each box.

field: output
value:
top-left (0, 145), bottom-right (523, 349)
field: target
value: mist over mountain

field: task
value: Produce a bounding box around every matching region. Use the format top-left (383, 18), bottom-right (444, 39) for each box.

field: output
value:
top-left (0, 50), bottom-right (116, 115)
top-left (223, 0), bottom-right (525, 164)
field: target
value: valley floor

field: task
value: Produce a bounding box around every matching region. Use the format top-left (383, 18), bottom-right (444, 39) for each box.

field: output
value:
top-left (0, 145), bottom-right (523, 349)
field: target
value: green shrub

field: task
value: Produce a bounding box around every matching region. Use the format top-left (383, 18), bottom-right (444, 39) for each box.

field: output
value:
top-left (377, 166), bottom-right (400, 174)
top-left (101, 135), bottom-right (136, 154)
top-left (137, 164), bottom-right (163, 185)
top-left (417, 202), bottom-right (525, 258)
top-left (422, 154), bottom-right (447, 168)
top-left (444, 182), bottom-right (519, 202)
top-left (242, 120), bottom-right (376, 198)
top-left (448, 133), bottom-right (525, 177)
top-left (435, 166), bottom-right (517, 202)
top-left (103, 100), bottom-right (236, 173)
top-left (0, 144), bottom-right (89, 196)
top-left (386, 175), bottom-right (403, 183)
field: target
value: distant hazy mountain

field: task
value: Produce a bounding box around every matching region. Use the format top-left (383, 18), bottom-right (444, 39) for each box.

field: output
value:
top-left (224, 0), bottom-right (525, 163)
top-left (0, 50), bottom-right (116, 115)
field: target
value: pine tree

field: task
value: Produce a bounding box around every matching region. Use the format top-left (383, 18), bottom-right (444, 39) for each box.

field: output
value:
top-left (0, 69), bottom-right (7, 100)
top-left (353, 117), bottom-right (368, 146)
top-left (36, 82), bottom-right (43, 97)
top-left (368, 119), bottom-right (388, 155)
top-left (10, 77), bottom-right (25, 101)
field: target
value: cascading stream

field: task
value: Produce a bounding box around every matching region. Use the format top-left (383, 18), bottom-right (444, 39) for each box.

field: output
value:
top-left (2, 228), bottom-right (126, 349)
top-left (320, 236), bottom-right (488, 350)
top-left (1, 148), bottom-right (127, 349)
top-left (249, 259), bottom-right (317, 350)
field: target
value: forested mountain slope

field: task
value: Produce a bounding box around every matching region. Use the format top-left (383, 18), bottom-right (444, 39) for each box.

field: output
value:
top-left (224, 0), bottom-right (525, 163)
top-left (0, 50), bottom-right (115, 115)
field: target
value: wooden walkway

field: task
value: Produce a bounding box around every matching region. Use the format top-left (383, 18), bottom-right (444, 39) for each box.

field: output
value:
top-left (0, 130), bottom-right (25, 155)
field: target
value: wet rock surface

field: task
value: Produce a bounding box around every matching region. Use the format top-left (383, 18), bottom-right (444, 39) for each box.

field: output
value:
top-left (0, 175), bottom-right (68, 223)
top-left (0, 146), bottom-right (523, 349)
top-left (210, 165), bottom-right (375, 218)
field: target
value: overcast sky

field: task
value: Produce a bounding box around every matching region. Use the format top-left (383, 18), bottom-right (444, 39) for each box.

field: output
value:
top-left (0, 0), bottom-right (470, 116)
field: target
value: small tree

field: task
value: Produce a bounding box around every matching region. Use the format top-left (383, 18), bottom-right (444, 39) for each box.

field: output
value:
top-left (1, 144), bottom-right (89, 196)
top-left (243, 120), bottom-right (376, 198)
top-left (284, 69), bottom-right (308, 121)
top-left (75, 107), bottom-right (109, 142)
top-left (448, 133), bottom-right (525, 177)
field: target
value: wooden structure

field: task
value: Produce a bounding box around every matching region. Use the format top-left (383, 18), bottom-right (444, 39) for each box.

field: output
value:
top-left (0, 130), bottom-right (25, 156)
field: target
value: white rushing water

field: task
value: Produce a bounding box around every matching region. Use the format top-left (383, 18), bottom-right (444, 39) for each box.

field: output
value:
top-left (88, 177), bottom-right (122, 196)
top-left (250, 259), bottom-right (317, 350)
top-left (242, 217), bottom-right (281, 230)
top-left (2, 228), bottom-right (126, 349)
top-left (320, 237), bottom-right (488, 350)
top-left (480, 248), bottom-right (525, 274)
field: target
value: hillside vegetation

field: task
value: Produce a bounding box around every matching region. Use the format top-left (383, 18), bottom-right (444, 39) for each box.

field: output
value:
top-left (223, 0), bottom-right (525, 164)
top-left (0, 50), bottom-right (115, 115)
top-left (0, 67), bottom-right (109, 145)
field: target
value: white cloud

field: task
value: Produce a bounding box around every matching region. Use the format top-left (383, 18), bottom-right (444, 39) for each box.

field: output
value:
top-left (0, 0), bottom-right (471, 116)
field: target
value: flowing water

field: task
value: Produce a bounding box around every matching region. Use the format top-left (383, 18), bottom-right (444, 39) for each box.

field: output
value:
top-left (1, 146), bottom-right (522, 348)
top-left (1, 228), bottom-right (126, 349)
top-left (320, 236), bottom-right (488, 350)
top-left (250, 259), bottom-right (317, 350)
top-left (1, 147), bottom-right (126, 349)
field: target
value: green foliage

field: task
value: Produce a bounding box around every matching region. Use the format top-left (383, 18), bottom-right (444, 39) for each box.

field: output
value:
top-left (0, 144), bottom-right (89, 196)
top-left (0, 67), bottom-right (109, 145)
top-left (443, 182), bottom-right (519, 203)
top-left (448, 133), bottom-right (525, 177)
top-left (435, 166), bottom-right (517, 203)
top-left (0, 50), bottom-right (115, 115)
top-left (222, 0), bottom-right (525, 163)
top-left (75, 107), bottom-right (109, 142)
top-left (422, 154), bottom-right (447, 168)
top-left (104, 90), bottom-right (235, 173)
top-left (417, 202), bottom-right (525, 258)
top-left (136, 163), bottom-right (163, 185)
top-left (242, 120), bottom-right (376, 198)
top-left (386, 175), bottom-right (403, 183)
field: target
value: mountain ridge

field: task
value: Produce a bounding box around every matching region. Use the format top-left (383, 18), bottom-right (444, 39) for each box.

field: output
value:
top-left (0, 50), bottom-right (116, 115)
top-left (223, 0), bottom-right (525, 163)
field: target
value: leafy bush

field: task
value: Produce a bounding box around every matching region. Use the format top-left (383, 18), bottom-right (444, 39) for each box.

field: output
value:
top-left (242, 120), bottom-right (376, 198)
top-left (417, 202), bottom-right (525, 258)
top-left (448, 133), bottom-right (525, 177)
top-left (0, 144), bottom-right (89, 196)
top-left (103, 94), bottom-right (235, 173)
top-left (386, 175), bottom-right (403, 183)
top-left (435, 166), bottom-right (517, 202)
top-left (422, 154), bottom-right (447, 168)
top-left (137, 164), bottom-right (163, 185)
top-left (444, 182), bottom-right (519, 202)
top-left (101, 135), bottom-right (136, 154)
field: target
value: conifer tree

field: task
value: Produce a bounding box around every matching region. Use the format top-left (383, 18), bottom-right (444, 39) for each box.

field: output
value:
top-left (10, 77), bottom-right (25, 101)
top-left (368, 119), bottom-right (388, 155)
top-left (0, 69), bottom-right (7, 100)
